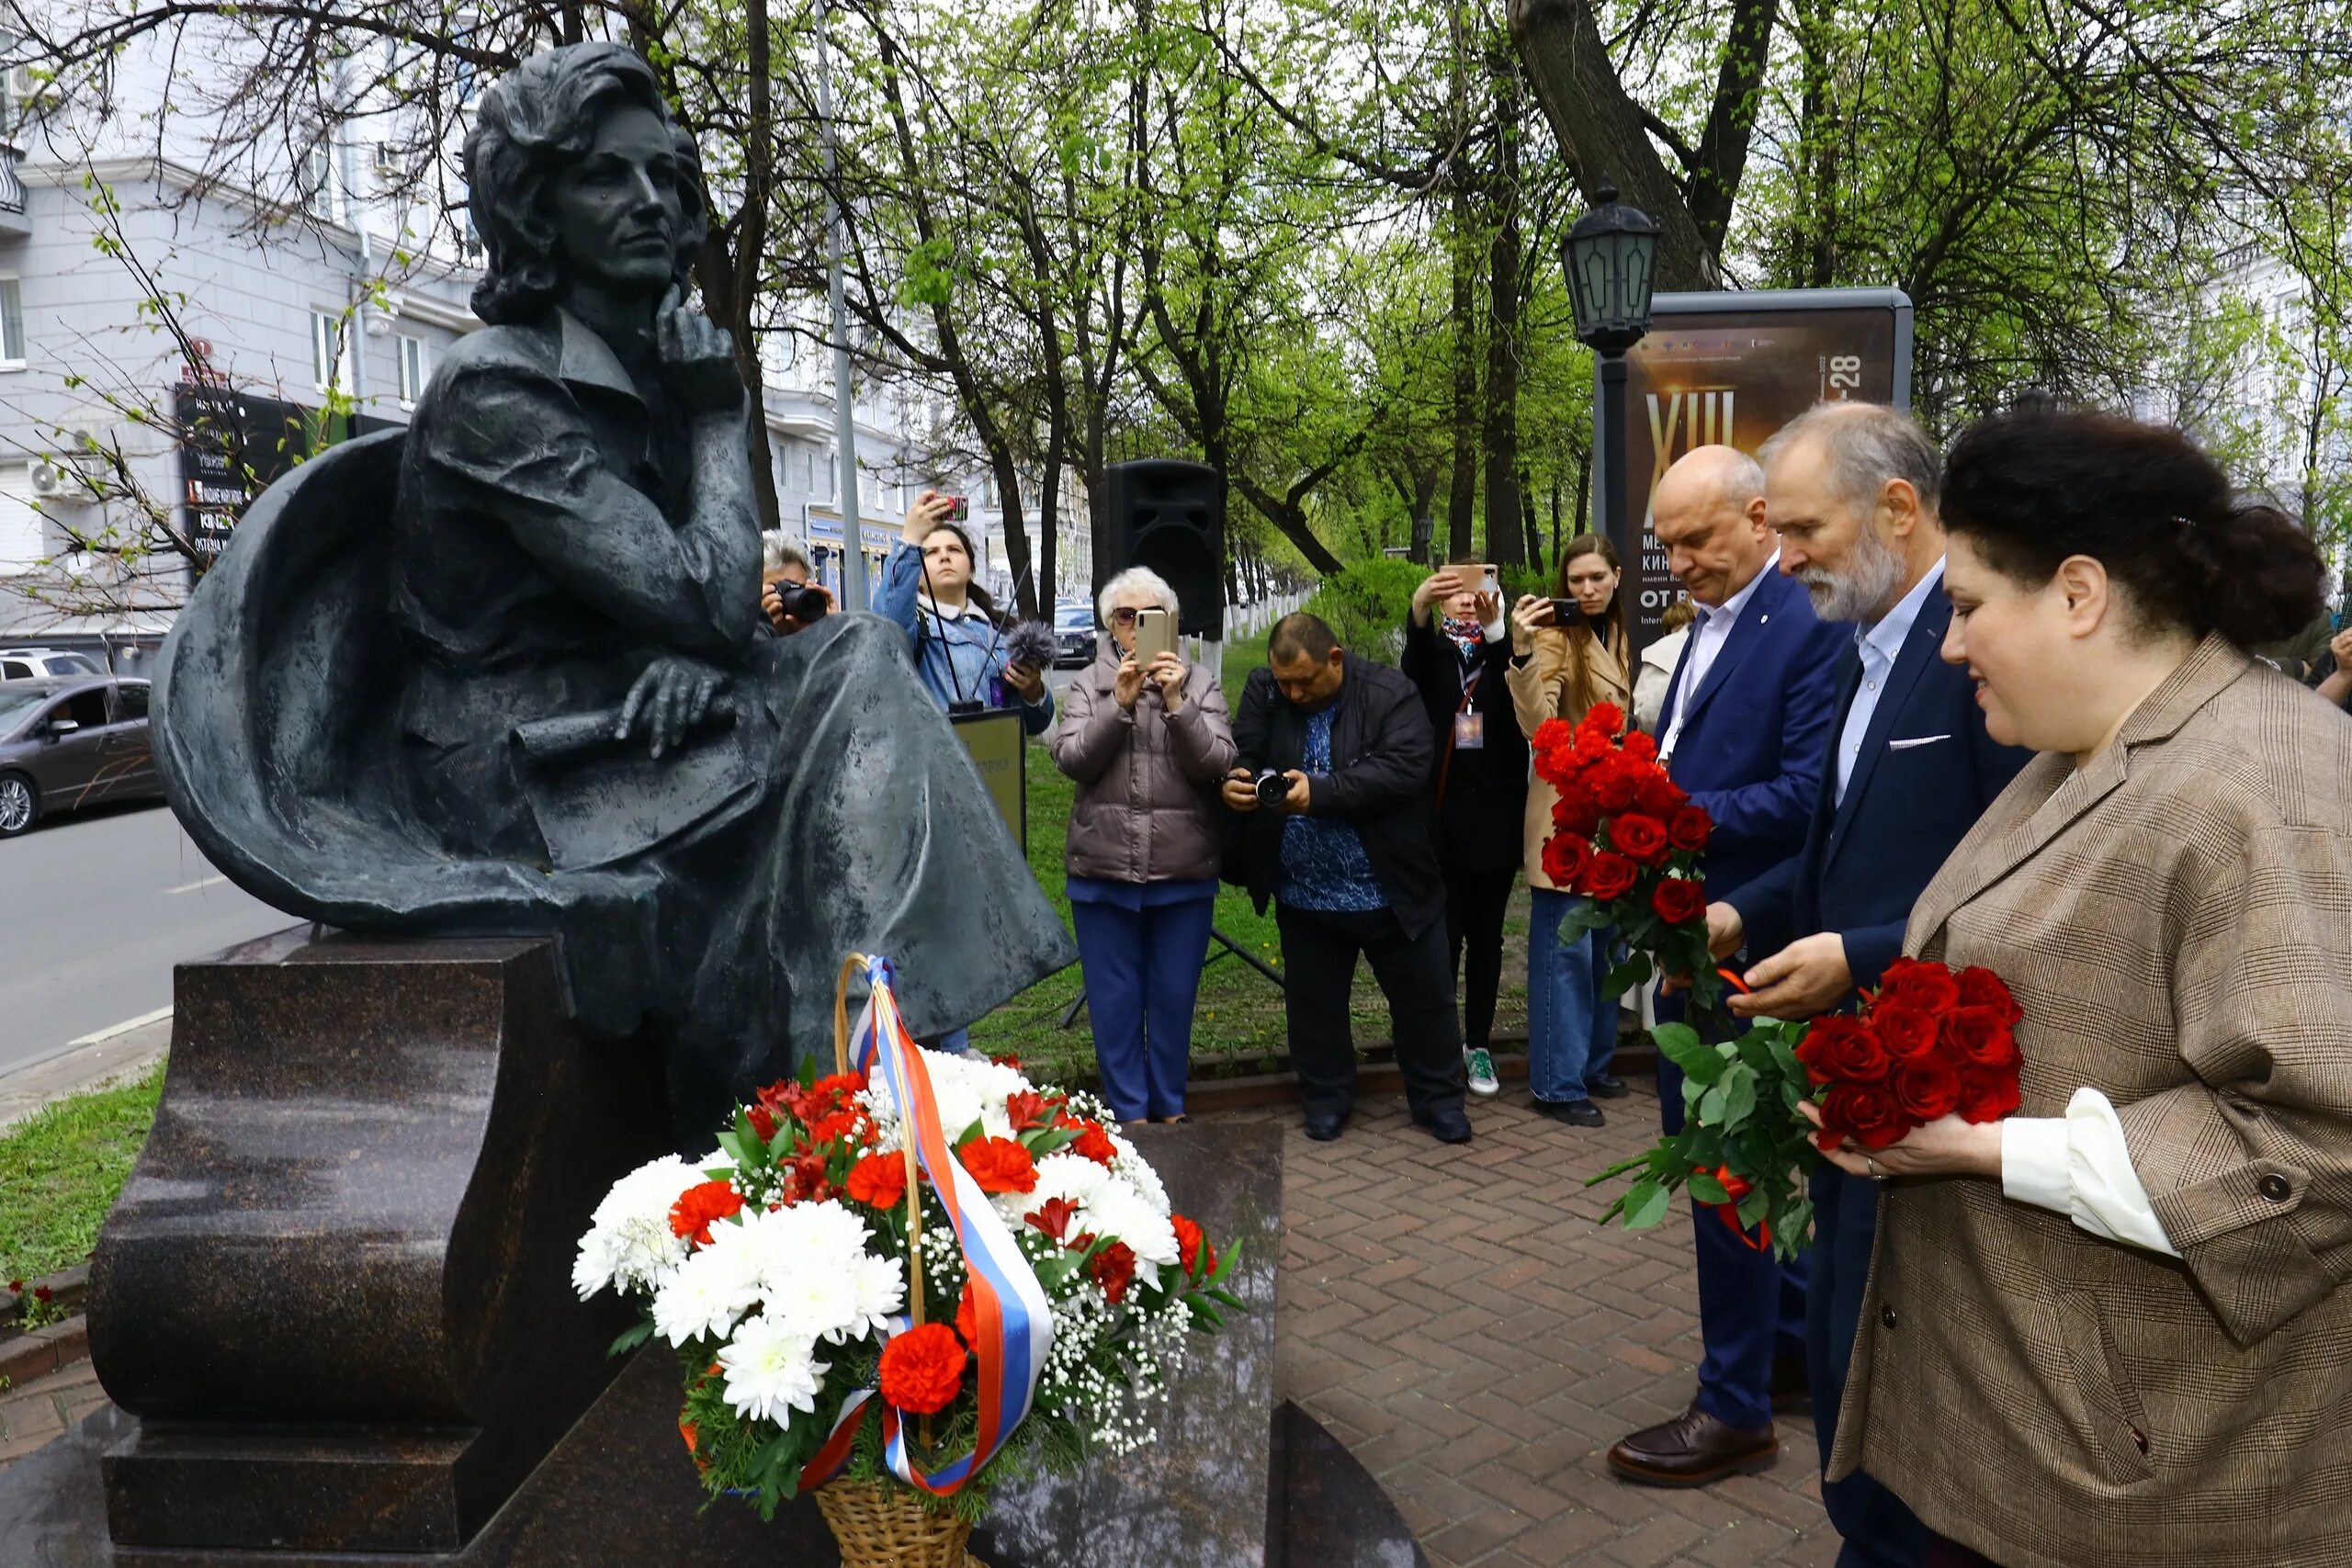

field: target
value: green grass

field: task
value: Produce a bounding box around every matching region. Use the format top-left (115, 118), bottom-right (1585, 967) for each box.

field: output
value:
top-left (0, 1060), bottom-right (165, 1283)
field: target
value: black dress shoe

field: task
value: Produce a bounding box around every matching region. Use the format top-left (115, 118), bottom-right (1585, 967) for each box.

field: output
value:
top-left (1302, 1110), bottom-right (1348, 1142)
top-left (1606, 1401), bottom-right (1777, 1487)
top-left (1586, 1070), bottom-right (1630, 1100)
top-left (1413, 1106), bottom-right (1474, 1145)
top-left (1534, 1098), bottom-right (1605, 1128)
top-left (1770, 1351), bottom-right (1810, 1411)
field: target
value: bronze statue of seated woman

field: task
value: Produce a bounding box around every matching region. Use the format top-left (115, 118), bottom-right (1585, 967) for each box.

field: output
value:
top-left (153, 41), bottom-right (1073, 1137)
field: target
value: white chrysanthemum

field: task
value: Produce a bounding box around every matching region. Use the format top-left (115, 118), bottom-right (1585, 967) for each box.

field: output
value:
top-left (848, 1252), bottom-right (907, 1338)
top-left (1030, 1150), bottom-right (1111, 1213)
top-left (718, 1313), bottom-right (828, 1425)
top-left (651, 1238), bottom-right (761, 1346)
top-left (572, 1154), bottom-right (699, 1301)
top-left (731, 1201), bottom-right (877, 1343)
top-left (697, 1146), bottom-right (737, 1173)
top-left (1088, 1177), bottom-right (1181, 1272)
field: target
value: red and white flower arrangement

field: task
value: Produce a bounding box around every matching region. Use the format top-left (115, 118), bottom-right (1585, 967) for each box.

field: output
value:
top-left (575, 961), bottom-right (1242, 1538)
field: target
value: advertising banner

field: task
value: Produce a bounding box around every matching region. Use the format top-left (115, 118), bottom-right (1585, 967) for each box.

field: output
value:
top-left (1600, 288), bottom-right (1912, 650)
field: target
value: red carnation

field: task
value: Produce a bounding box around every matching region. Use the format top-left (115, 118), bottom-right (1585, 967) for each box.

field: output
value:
top-left (846, 1152), bottom-right (909, 1211)
top-left (1531, 717), bottom-right (1574, 753)
top-left (1578, 851), bottom-right (1639, 903)
top-left (1651, 877), bottom-right (1707, 926)
top-left (1891, 1059), bottom-right (1962, 1122)
top-left (1794, 1015), bottom-right (1891, 1086)
top-left (1071, 1122), bottom-right (1119, 1167)
top-left (1872, 1004), bottom-right (1941, 1065)
top-left (878, 1322), bottom-right (967, 1414)
top-left (1957, 966), bottom-right (2023, 1024)
top-left (1552, 789), bottom-right (1601, 840)
top-left (1942, 1006), bottom-right (2019, 1068)
top-left (668, 1179), bottom-right (744, 1247)
top-left (1818, 1082), bottom-right (1908, 1150)
top-left (1665, 805), bottom-right (1712, 852)
top-left (1024, 1195), bottom-right (1080, 1242)
top-left (1542, 835), bottom-right (1595, 888)
top-left (1590, 761), bottom-right (1640, 812)
top-left (1634, 771), bottom-right (1689, 817)
top-left (1571, 727), bottom-right (1613, 764)
top-left (957, 1135), bottom-right (1039, 1195)
top-left (1087, 1240), bottom-right (1139, 1304)
top-left (1580, 702), bottom-right (1625, 737)
top-left (1172, 1213), bottom-right (1215, 1277)
top-left (1611, 812), bottom-right (1670, 866)
top-left (1957, 1066), bottom-right (2022, 1123)
top-left (1623, 729), bottom-right (1658, 762)
top-left (1879, 957), bottom-right (1961, 1013)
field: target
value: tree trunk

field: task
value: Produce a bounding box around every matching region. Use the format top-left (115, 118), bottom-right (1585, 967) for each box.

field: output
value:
top-left (1507, 0), bottom-right (1721, 290)
top-left (1447, 197), bottom-right (1481, 560)
top-left (1481, 41), bottom-right (1524, 567)
top-left (1521, 464), bottom-right (1542, 568)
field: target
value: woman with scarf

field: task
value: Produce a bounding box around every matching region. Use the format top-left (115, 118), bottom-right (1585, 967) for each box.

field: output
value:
top-left (877, 491), bottom-right (1054, 734)
top-left (1402, 560), bottom-right (1526, 1100)
top-left (1506, 534), bottom-right (1631, 1128)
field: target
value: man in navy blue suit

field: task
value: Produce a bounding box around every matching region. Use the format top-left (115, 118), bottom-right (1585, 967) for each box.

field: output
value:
top-left (1710, 404), bottom-right (2030, 1563)
top-left (1605, 446), bottom-right (1847, 1487)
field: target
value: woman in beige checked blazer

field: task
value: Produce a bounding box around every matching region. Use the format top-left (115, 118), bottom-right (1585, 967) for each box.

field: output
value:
top-left (1805, 411), bottom-right (2351, 1568)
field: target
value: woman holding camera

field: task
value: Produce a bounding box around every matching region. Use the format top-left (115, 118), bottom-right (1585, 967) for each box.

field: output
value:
top-left (877, 491), bottom-right (1054, 734)
top-left (1051, 568), bottom-right (1237, 1124)
top-left (1401, 560), bottom-right (1524, 1100)
top-left (1507, 534), bottom-right (1631, 1127)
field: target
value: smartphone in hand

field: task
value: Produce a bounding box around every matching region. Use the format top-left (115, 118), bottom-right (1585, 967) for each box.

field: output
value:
top-left (1134, 606), bottom-right (1178, 662)
top-left (1547, 598), bottom-right (1589, 630)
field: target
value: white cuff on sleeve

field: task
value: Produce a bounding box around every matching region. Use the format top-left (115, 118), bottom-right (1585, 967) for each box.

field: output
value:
top-left (1482, 612), bottom-right (1509, 642)
top-left (2001, 1088), bottom-right (2178, 1257)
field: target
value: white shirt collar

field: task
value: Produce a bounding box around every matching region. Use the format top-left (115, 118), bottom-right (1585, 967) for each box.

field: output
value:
top-left (1700, 548), bottom-right (1781, 628)
top-left (918, 593), bottom-right (977, 622)
top-left (1856, 558), bottom-right (1946, 663)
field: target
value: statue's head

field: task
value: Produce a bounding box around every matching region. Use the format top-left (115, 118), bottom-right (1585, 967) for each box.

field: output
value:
top-left (463, 42), bottom-right (707, 326)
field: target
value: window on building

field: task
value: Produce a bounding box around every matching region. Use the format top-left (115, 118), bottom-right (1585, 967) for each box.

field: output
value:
top-left (0, 461), bottom-right (38, 572)
top-left (397, 333), bottom-right (429, 407)
top-left (311, 310), bottom-right (349, 393)
top-left (0, 276), bottom-right (23, 367)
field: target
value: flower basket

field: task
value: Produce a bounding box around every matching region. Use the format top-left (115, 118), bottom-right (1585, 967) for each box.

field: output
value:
top-left (814, 1477), bottom-right (978, 1568)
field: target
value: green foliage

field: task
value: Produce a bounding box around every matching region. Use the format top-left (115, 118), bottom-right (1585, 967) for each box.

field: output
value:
top-left (1302, 558), bottom-right (1426, 665)
top-left (0, 1062), bottom-right (165, 1282)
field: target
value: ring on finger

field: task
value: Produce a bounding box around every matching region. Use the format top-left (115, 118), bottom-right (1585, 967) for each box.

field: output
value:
top-left (1865, 1155), bottom-right (1883, 1181)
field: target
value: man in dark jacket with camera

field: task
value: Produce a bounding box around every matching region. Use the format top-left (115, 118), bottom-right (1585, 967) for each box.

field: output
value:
top-left (1224, 612), bottom-right (1472, 1145)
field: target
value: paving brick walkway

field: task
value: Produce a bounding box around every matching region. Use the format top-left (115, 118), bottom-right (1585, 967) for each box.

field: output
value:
top-left (1238, 1078), bottom-right (1838, 1567)
top-left (0, 1357), bottom-right (106, 1468)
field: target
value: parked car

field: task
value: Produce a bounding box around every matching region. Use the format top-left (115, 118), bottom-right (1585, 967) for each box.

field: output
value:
top-left (0, 676), bottom-right (161, 837)
top-left (1053, 603), bottom-right (1098, 669)
top-left (0, 647), bottom-right (105, 681)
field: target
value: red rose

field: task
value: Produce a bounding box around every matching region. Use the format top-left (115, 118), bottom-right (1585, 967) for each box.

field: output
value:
top-left (1891, 1059), bottom-right (1962, 1122)
top-left (668, 1179), bottom-right (744, 1246)
top-left (1794, 1015), bottom-right (1890, 1085)
top-left (1024, 1194), bottom-right (1080, 1242)
top-left (1942, 1006), bottom-right (2019, 1068)
top-left (1623, 729), bottom-right (1658, 762)
top-left (846, 1152), bottom-right (909, 1210)
top-left (1578, 851), bottom-right (1639, 903)
top-left (1087, 1240), bottom-right (1139, 1304)
top-left (1580, 701), bottom-right (1625, 738)
top-left (1818, 1082), bottom-right (1909, 1149)
top-left (957, 1135), bottom-right (1039, 1195)
top-left (1634, 772), bottom-right (1689, 817)
top-left (1651, 877), bottom-right (1707, 926)
top-left (878, 1322), bottom-right (967, 1414)
top-left (1879, 957), bottom-right (1961, 1012)
top-left (1552, 789), bottom-right (1601, 840)
top-left (1957, 1066), bottom-right (2022, 1122)
top-left (1611, 812), bottom-right (1670, 865)
top-left (1172, 1214), bottom-right (1215, 1277)
top-left (1956, 966), bottom-right (2023, 1025)
top-left (1665, 806), bottom-right (1712, 852)
top-left (1872, 1004), bottom-right (1940, 1065)
top-left (1590, 761), bottom-right (1640, 812)
top-left (1542, 834), bottom-right (1594, 887)
top-left (1071, 1122), bottom-right (1119, 1167)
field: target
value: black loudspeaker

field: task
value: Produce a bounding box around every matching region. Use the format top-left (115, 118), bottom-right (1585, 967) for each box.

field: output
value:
top-left (1105, 458), bottom-right (1224, 639)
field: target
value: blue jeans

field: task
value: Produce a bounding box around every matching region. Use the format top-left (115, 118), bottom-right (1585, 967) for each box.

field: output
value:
top-left (1071, 895), bottom-right (1216, 1121)
top-left (1528, 888), bottom-right (1611, 1103)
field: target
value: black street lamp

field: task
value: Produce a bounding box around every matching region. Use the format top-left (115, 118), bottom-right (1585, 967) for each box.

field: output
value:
top-left (1564, 181), bottom-right (1659, 645)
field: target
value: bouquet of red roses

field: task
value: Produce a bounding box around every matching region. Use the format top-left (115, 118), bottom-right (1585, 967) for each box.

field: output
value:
top-left (1528, 702), bottom-right (1723, 1014)
top-left (1589, 959), bottom-right (2026, 1261)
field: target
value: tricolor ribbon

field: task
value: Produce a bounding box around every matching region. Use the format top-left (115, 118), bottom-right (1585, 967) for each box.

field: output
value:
top-left (796, 956), bottom-right (1054, 1496)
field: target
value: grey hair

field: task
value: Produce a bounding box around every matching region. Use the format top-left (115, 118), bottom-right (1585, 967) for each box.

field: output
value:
top-left (1097, 565), bottom-right (1180, 624)
top-left (761, 532), bottom-right (811, 575)
top-left (1758, 401), bottom-right (1942, 518)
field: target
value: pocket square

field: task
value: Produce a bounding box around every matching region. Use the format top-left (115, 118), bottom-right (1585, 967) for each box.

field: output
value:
top-left (1887, 734), bottom-right (1951, 750)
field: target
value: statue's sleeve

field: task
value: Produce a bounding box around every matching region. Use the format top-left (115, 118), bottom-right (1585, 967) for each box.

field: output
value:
top-left (420, 360), bottom-right (748, 661)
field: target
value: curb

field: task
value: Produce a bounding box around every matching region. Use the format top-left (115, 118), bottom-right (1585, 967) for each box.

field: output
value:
top-left (0, 1315), bottom-right (88, 1388)
top-left (1184, 1044), bottom-right (1657, 1112)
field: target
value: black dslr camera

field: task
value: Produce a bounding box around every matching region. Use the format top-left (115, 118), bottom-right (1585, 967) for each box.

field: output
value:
top-left (772, 583), bottom-right (830, 623)
top-left (1252, 769), bottom-right (1291, 807)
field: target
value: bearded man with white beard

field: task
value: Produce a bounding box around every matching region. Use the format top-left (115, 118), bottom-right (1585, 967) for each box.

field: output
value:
top-left (1693, 401), bottom-right (2030, 1568)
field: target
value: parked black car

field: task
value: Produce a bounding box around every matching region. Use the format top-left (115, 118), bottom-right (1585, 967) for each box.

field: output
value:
top-left (1054, 602), bottom-right (1098, 669)
top-left (0, 676), bottom-right (161, 837)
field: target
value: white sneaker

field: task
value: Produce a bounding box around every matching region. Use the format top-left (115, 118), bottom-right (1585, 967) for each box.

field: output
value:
top-left (1464, 1047), bottom-right (1500, 1098)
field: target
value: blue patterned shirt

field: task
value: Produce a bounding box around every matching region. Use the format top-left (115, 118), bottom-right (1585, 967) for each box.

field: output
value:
top-left (1278, 706), bottom-right (1386, 912)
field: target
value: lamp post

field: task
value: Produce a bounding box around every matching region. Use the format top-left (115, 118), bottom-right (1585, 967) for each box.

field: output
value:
top-left (1563, 181), bottom-right (1659, 648)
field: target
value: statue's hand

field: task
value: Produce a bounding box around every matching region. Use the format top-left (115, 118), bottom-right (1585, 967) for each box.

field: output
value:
top-left (616, 656), bottom-right (730, 760)
top-left (656, 299), bottom-right (747, 418)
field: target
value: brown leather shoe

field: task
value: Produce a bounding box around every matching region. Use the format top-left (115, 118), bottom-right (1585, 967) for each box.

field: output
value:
top-left (1606, 1401), bottom-right (1778, 1487)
